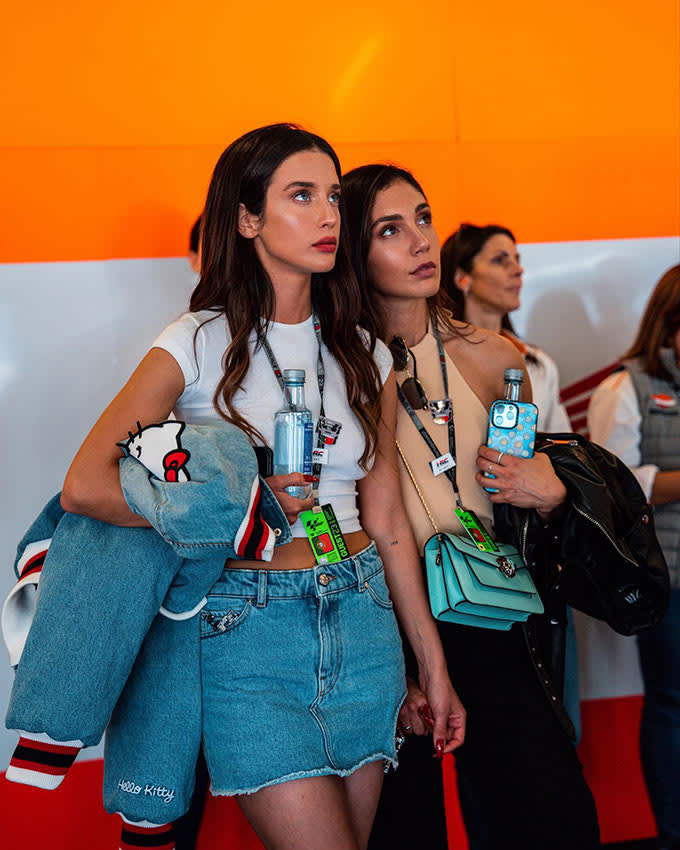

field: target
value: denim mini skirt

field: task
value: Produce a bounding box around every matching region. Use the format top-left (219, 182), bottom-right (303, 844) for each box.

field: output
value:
top-left (200, 542), bottom-right (406, 795)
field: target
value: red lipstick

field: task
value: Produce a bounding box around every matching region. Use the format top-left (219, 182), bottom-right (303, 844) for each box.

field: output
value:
top-left (313, 237), bottom-right (337, 253)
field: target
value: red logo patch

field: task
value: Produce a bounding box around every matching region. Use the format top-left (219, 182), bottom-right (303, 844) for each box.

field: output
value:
top-left (652, 393), bottom-right (677, 410)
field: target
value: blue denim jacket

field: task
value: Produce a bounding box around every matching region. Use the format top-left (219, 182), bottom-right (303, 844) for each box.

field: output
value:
top-left (4, 420), bottom-right (290, 823)
top-left (119, 420), bottom-right (291, 615)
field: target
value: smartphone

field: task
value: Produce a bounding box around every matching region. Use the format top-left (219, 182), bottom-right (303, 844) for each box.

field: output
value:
top-left (484, 398), bottom-right (538, 492)
top-left (253, 445), bottom-right (274, 478)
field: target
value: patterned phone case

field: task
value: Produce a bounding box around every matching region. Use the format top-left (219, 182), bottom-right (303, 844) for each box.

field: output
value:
top-left (487, 400), bottom-right (538, 459)
top-left (484, 400), bottom-right (538, 492)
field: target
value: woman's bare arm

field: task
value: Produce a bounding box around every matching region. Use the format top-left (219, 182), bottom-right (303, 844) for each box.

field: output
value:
top-left (358, 372), bottom-right (466, 754)
top-left (61, 348), bottom-right (185, 525)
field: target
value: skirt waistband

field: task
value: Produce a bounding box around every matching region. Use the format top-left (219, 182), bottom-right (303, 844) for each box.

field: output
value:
top-left (210, 541), bottom-right (381, 602)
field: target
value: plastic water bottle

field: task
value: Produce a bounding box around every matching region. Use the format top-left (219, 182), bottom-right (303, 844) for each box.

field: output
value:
top-left (273, 369), bottom-right (314, 499)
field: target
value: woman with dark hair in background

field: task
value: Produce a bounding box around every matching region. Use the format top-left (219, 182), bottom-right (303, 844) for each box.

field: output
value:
top-left (440, 223), bottom-right (571, 433)
top-left (342, 164), bottom-right (600, 850)
top-left (61, 124), bottom-right (464, 850)
top-left (589, 264), bottom-right (680, 850)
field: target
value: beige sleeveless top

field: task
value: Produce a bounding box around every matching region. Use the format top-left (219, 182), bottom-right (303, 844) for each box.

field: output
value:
top-left (395, 326), bottom-right (494, 555)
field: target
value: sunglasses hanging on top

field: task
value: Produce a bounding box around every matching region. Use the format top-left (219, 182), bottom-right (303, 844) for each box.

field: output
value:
top-left (388, 336), bottom-right (452, 425)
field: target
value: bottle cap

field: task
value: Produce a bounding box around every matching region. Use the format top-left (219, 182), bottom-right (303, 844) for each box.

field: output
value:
top-left (283, 368), bottom-right (305, 383)
top-left (504, 368), bottom-right (524, 383)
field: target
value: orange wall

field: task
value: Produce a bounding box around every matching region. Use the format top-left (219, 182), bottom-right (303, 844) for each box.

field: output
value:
top-left (2, 0), bottom-right (678, 263)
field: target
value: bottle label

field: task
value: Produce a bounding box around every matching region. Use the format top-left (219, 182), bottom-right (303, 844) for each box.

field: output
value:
top-left (302, 421), bottom-right (314, 475)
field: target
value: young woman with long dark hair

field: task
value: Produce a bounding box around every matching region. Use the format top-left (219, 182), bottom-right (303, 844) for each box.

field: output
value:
top-left (342, 163), bottom-right (601, 850)
top-left (61, 125), bottom-right (464, 850)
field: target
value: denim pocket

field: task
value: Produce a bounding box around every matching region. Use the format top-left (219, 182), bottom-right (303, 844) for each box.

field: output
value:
top-left (200, 600), bottom-right (252, 639)
top-left (362, 569), bottom-right (394, 609)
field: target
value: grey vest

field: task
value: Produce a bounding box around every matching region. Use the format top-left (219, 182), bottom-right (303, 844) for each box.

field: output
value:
top-left (625, 350), bottom-right (680, 586)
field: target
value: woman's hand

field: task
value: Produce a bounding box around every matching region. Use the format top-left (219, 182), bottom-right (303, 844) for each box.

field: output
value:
top-left (265, 473), bottom-right (315, 524)
top-left (398, 677), bottom-right (433, 737)
top-left (475, 445), bottom-right (567, 519)
top-left (419, 668), bottom-right (466, 756)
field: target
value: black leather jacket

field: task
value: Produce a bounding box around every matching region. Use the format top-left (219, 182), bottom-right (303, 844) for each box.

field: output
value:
top-left (494, 433), bottom-right (669, 739)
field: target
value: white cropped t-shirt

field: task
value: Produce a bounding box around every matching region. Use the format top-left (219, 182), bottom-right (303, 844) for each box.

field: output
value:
top-left (152, 310), bottom-right (393, 536)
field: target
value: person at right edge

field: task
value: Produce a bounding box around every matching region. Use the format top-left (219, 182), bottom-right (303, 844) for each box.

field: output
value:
top-left (589, 263), bottom-right (680, 850)
top-left (342, 163), bottom-right (602, 850)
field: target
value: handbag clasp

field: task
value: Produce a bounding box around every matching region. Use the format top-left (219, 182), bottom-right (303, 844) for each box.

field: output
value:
top-left (496, 556), bottom-right (516, 578)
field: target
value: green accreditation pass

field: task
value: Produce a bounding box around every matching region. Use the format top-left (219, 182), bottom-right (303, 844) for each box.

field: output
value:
top-left (300, 504), bottom-right (350, 565)
top-left (454, 508), bottom-right (499, 553)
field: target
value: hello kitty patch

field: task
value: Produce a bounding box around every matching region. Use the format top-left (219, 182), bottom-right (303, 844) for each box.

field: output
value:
top-left (118, 420), bottom-right (191, 482)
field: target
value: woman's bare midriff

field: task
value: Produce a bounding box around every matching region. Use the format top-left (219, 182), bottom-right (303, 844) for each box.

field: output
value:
top-left (226, 529), bottom-right (371, 571)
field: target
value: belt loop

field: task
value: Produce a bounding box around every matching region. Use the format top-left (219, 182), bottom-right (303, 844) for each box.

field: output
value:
top-left (354, 552), bottom-right (365, 590)
top-left (256, 570), bottom-right (267, 608)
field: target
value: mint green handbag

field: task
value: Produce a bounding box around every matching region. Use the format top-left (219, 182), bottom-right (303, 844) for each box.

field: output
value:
top-left (423, 532), bottom-right (544, 630)
top-left (397, 442), bottom-right (544, 631)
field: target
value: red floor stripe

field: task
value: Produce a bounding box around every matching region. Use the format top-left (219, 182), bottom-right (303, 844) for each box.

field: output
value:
top-left (0, 695), bottom-right (659, 848)
top-left (578, 695), bottom-right (656, 844)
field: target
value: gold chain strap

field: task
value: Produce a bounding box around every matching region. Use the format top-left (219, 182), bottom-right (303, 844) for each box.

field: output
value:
top-left (395, 441), bottom-right (439, 534)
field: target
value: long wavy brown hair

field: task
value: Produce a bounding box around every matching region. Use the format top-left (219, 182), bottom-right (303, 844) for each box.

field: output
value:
top-left (341, 163), bottom-right (464, 344)
top-left (189, 123), bottom-right (382, 467)
top-left (623, 264), bottom-right (680, 380)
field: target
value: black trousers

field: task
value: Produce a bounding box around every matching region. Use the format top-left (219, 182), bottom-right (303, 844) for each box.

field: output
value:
top-left (173, 749), bottom-right (209, 849)
top-left (369, 622), bottom-right (601, 850)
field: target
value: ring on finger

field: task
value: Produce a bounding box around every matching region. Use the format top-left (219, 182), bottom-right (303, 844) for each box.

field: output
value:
top-left (403, 723), bottom-right (412, 732)
top-left (497, 451), bottom-right (504, 465)
top-left (487, 463), bottom-right (494, 474)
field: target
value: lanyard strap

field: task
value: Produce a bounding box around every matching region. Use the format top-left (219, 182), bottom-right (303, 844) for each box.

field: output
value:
top-left (396, 323), bottom-right (462, 508)
top-left (261, 312), bottom-right (327, 508)
top-left (261, 313), bottom-right (326, 418)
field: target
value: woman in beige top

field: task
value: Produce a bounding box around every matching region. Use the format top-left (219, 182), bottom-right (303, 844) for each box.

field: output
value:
top-left (342, 164), bottom-right (600, 850)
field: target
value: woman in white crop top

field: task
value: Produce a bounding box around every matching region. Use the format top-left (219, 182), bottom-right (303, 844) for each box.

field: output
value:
top-left (342, 164), bottom-right (600, 850)
top-left (61, 124), bottom-right (464, 850)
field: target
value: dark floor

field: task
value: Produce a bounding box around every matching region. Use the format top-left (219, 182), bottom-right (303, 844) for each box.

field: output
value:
top-left (605, 840), bottom-right (657, 849)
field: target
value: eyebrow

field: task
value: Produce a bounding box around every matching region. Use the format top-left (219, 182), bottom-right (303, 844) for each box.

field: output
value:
top-left (492, 249), bottom-right (521, 260)
top-left (282, 180), bottom-right (341, 192)
top-left (371, 202), bottom-right (430, 230)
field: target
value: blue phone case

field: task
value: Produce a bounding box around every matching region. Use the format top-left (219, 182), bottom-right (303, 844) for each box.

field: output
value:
top-left (484, 399), bottom-right (538, 492)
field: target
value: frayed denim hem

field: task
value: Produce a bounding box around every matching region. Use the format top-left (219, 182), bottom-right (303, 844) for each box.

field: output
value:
top-left (210, 689), bottom-right (408, 797)
top-left (209, 751), bottom-right (399, 797)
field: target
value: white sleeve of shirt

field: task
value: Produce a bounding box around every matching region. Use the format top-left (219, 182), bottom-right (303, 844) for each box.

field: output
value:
top-left (526, 348), bottom-right (571, 432)
top-left (587, 370), bottom-right (658, 500)
top-left (540, 354), bottom-right (571, 433)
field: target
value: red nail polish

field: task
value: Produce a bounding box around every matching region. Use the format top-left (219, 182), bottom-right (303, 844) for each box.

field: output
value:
top-left (435, 739), bottom-right (444, 759)
top-left (420, 706), bottom-right (434, 728)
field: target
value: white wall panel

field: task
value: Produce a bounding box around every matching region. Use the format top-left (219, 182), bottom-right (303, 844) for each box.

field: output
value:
top-left (515, 237), bottom-right (680, 386)
top-left (0, 257), bottom-right (194, 765)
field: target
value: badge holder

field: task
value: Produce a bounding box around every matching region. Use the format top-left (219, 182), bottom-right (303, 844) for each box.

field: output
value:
top-left (300, 504), bottom-right (350, 564)
top-left (300, 416), bottom-right (346, 564)
top-left (453, 508), bottom-right (499, 553)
